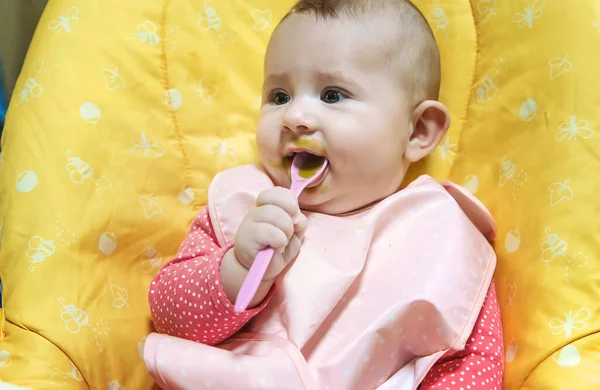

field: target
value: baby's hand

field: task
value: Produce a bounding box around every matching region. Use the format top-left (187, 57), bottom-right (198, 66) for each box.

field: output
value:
top-left (234, 187), bottom-right (308, 281)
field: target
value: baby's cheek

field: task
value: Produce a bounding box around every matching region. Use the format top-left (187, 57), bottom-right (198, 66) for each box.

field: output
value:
top-left (255, 130), bottom-right (274, 154)
top-left (340, 138), bottom-right (393, 170)
top-left (255, 115), bottom-right (280, 144)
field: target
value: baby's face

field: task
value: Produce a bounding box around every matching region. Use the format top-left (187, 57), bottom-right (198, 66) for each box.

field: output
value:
top-left (257, 13), bottom-right (415, 215)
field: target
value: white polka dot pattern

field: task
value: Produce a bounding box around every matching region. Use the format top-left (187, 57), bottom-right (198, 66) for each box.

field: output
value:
top-left (148, 208), bottom-right (270, 345)
top-left (420, 283), bottom-right (504, 389)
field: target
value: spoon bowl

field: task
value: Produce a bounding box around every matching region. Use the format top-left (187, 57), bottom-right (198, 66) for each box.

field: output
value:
top-left (290, 152), bottom-right (329, 191)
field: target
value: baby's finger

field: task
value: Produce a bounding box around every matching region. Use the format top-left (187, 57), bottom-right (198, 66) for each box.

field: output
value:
top-left (256, 187), bottom-right (300, 218)
top-left (264, 235), bottom-right (301, 280)
top-left (292, 212), bottom-right (308, 239)
top-left (253, 222), bottom-right (289, 250)
top-left (252, 205), bottom-right (295, 239)
top-left (282, 234), bottom-right (302, 263)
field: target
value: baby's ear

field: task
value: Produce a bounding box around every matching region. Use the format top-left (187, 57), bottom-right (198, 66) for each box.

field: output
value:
top-left (404, 100), bottom-right (451, 163)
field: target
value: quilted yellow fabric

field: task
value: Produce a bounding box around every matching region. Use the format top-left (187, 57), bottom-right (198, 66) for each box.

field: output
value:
top-left (0, 0), bottom-right (598, 389)
top-left (453, 2), bottom-right (600, 389)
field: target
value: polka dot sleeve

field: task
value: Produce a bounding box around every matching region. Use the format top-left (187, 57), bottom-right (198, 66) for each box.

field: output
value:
top-left (148, 207), bottom-right (272, 346)
top-left (419, 282), bottom-right (504, 390)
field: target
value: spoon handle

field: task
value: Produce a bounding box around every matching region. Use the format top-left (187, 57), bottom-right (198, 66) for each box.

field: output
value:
top-left (234, 188), bottom-right (305, 313)
top-left (234, 247), bottom-right (275, 312)
top-left (234, 152), bottom-right (324, 312)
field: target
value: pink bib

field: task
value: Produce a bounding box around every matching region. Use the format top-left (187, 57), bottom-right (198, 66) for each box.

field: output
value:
top-left (146, 165), bottom-right (496, 390)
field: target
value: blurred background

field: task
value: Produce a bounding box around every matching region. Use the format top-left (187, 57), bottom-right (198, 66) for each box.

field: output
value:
top-left (0, 0), bottom-right (48, 131)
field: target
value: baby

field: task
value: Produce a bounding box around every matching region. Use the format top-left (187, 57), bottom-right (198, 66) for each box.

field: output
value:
top-left (144, 0), bottom-right (504, 389)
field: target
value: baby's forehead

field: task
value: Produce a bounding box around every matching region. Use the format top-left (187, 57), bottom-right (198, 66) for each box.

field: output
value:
top-left (266, 19), bottom-right (389, 83)
top-left (268, 5), bottom-right (439, 102)
top-left (275, 12), bottom-right (408, 57)
top-left (287, 10), bottom-right (427, 59)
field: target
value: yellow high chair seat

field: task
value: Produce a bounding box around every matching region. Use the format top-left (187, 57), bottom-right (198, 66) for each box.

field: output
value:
top-left (0, 0), bottom-right (598, 388)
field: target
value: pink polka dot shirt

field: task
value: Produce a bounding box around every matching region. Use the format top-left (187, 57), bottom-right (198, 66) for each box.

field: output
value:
top-left (149, 208), bottom-right (504, 389)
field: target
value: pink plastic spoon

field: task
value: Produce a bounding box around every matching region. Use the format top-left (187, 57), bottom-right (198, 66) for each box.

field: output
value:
top-left (234, 152), bottom-right (328, 313)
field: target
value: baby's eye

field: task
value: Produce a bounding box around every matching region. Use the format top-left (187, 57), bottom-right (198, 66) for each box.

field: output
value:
top-left (321, 89), bottom-right (346, 104)
top-left (271, 90), bottom-right (291, 105)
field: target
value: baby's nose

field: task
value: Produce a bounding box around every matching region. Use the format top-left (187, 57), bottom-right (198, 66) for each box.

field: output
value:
top-left (282, 97), bottom-right (319, 134)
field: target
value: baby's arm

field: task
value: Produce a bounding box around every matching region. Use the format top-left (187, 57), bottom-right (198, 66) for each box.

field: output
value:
top-left (420, 282), bottom-right (504, 389)
top-left (148, 208), bottom-right (272, 345)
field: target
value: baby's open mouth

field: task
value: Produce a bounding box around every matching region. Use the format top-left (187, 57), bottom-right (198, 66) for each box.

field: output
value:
top-left (283, 151), bottom-right (329, 188)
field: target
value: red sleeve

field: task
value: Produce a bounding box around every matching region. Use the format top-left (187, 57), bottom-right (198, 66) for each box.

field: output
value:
top-left (148, 207), bottom-right (272, 345)
top-left (420, 282), bottom-right (504, 390)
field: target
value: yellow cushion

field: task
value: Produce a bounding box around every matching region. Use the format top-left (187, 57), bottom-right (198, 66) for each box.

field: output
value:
top-left (447, 2), bottom-right (600, 389)
top-left (0, 0), bottom-right (598, 389)
top-left (0, 1), bottom-right (295, 387)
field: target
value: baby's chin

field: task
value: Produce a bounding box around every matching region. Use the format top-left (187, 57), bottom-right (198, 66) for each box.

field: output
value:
top-left (294, 180), bottom-right (334, 213)
top-left (298, 185), bottom-right (361, 215)
top-left (299, 196), bottom-right (362, 216)
top-left (301, 183), bottom-right (395, 215)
